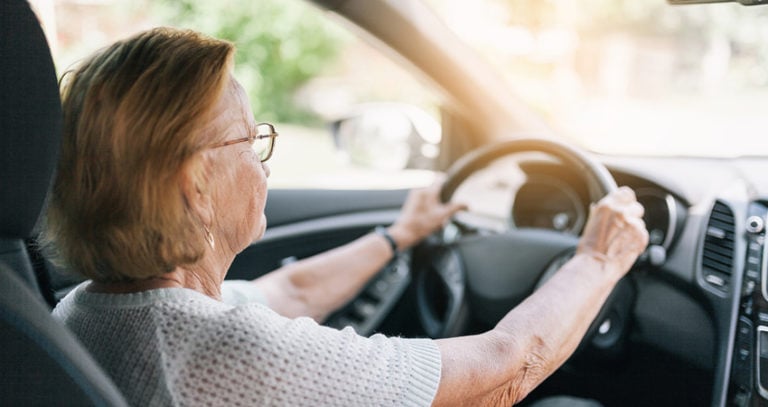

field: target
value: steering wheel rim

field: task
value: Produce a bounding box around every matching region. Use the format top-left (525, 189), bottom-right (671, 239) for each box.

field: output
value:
top-left (440, 138), bottom-right (617, 203)
top-left (418, 138), bottom-right (631, 348)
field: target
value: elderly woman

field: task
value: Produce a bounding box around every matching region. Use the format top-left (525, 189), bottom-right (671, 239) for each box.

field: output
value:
top-left (46, 28), bottom-right (648, 406)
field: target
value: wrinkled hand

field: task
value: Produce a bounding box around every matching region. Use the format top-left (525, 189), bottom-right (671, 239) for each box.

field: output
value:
top-left (577, 186), bottom-right (649, 278)
top-left (388, 179), bottom-right (467, 250)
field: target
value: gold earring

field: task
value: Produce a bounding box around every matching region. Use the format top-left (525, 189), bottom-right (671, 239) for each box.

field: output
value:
top-left (204, 225), bottom-right (215, 250)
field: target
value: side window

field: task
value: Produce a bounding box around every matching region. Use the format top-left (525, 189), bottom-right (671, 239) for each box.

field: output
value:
top-left (268, 28), bottom-right (443, 189)
top-left (43, 0), bottom-right (442, 190)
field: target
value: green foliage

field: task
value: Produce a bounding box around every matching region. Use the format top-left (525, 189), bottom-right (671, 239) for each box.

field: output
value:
top-left (154, 0), bottom-right (347, 124)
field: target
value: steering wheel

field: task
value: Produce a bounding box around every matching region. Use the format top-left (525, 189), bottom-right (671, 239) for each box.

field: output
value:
top-left (416, 138), bottom-right (636, 352)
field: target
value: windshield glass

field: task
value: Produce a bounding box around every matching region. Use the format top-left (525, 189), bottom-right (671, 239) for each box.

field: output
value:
top-left (429, 0), bottom-right (768, 158)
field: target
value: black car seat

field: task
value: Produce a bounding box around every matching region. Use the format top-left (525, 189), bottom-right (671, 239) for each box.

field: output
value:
top-left (0, 0), bottom-right (128, 405)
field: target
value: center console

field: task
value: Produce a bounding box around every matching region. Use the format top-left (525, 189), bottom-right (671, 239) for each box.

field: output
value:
top-left (729, 202), bottom-right (768, 406)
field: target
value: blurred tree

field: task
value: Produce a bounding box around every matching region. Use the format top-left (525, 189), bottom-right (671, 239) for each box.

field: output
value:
top-left (155, 0), bottom-right (347, 124)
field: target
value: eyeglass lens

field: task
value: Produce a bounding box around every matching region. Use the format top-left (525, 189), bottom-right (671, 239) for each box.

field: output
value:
top-left (253, 123), bottom-right (275, 162)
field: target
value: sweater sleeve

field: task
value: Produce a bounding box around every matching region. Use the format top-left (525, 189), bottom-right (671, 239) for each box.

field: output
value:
top-left (156, 301), bottom-right (441, 407)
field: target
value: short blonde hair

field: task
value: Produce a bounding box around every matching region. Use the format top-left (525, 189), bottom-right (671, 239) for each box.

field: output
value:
top-left (44, 27), bottom-right (235, 282)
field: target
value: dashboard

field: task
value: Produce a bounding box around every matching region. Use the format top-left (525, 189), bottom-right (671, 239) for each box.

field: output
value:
top-left (245, 151), bottom-right (768, 406)
top-left (727, 201), bottom-right (768, 405)
top-left (448, 153), bottom-right (768, 406)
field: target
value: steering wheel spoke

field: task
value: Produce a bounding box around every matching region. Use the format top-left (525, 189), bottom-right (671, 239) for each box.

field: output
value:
top-left (458, 229), bottom-right (579, 326)
top-left (414, 243), bottom-right (469, 338)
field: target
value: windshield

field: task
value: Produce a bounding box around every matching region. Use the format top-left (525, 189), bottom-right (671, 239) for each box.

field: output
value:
top-left (428, 0), bottom-right (768, 158)
top-left (40, 0), bottom-right (768, 161)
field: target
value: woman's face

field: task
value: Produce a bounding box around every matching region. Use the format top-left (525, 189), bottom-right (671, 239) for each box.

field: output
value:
top-left (206, 78), bottom-right (270, 255)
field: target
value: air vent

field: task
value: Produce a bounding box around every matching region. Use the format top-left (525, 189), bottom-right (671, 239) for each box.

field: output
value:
top-left (701, 201), bottom-right (735, 291)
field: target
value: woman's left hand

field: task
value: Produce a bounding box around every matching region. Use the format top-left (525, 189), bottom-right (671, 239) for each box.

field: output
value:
top-left (387, 179), bottom-right (467, 250)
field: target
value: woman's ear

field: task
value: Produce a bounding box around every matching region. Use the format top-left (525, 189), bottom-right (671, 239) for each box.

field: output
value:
top-left (179, 156), bottom-right (214, 227)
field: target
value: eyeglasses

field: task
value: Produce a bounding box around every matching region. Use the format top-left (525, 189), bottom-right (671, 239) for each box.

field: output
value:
top-left (209, 122), bottom-right (278, 162)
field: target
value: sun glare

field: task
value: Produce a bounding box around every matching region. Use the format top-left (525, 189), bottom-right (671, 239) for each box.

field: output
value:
top-left (429, 0), bottom-right (768, 157)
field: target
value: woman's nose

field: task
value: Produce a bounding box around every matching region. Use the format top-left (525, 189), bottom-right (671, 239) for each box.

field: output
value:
top-left (262, 162), bottom-right (271, 178)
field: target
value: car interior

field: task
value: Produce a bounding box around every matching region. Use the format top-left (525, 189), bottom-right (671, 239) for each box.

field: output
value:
top-left (4, 0), bottom-right (768, 406)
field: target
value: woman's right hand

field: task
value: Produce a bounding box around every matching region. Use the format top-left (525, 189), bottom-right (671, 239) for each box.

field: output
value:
top-left (388, 179), bottom-right (466, 250)
top-left (576, 186), bottom-right (649, 279)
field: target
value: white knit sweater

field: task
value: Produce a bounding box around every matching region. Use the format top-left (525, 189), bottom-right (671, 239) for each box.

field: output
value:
top-left (53, 282), bottom-right (441, 406)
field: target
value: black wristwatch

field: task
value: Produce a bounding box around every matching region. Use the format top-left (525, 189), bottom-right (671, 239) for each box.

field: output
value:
top-left (373, 226), bottom-right (399, 256)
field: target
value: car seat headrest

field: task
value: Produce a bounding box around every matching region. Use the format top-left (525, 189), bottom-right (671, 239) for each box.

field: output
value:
top-left (0, 0), bottom-right (62, 239)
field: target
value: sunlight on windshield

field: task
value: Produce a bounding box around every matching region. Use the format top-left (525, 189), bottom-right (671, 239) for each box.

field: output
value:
top-left (429, 0), bottom-right (768, 157)
top-left (36, 0), bottom-right (768, 160)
